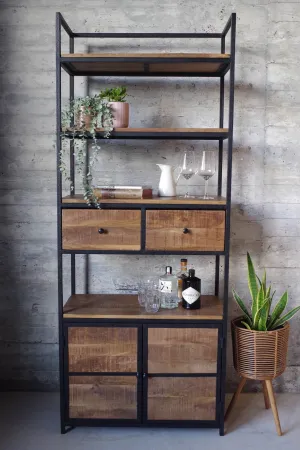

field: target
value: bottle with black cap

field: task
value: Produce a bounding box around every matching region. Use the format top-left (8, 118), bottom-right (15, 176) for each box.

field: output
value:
top-left (181, 268), bottom-right (201, 310)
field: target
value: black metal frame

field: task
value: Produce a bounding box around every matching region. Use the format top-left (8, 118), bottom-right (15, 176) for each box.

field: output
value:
top-left (56, 12), bottom-right (236, 436)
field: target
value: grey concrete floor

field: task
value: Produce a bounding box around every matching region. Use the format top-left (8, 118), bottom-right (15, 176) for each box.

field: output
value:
top-left (0, 392), bottom-right (299, 450)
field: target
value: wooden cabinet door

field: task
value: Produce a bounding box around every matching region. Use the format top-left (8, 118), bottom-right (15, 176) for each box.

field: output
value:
top-left (144, 326), bottom-right (219, 422)
top-left (147, 327), bottom-right (218, 374)
top-left (68, 326), bottom-right (138, 372)
top-left (146, 210), bottom-right (225, 251)
top-left (147, 377), bottom-right (216, 421)
top-left (67, 326), bottom-right (140, 422)
top-left (69, 375), bottom-right (138, 420)
top-left (62, 209), bottom-right (141, 250)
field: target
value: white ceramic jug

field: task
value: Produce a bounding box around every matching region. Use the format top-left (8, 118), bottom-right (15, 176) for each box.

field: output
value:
top-left (157, 164), bottom-right (177, 197)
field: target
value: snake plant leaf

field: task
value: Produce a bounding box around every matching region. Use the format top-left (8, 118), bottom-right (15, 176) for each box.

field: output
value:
top-left (271, 306), bottom-right (300, 330)
top-left (262, 270), bottom-right (267, 295)
top-left (247, 252), bottom-right (258, 314)
top-left (253, 285), bottom-right (266, 329)
top-left (258, 298), bottom-right (271, 331)
top-left (232, 289), bottom-right (252, 322)
top-left (241, 320), bottom-right (252, 330)
top-left (268, 291), bottom-right (288, 329)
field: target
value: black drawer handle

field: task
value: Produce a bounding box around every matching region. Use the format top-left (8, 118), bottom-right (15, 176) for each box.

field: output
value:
top-left (183, 228), bottom-right (189, 234)
top-left (98, 228), bottom-right (106, 234)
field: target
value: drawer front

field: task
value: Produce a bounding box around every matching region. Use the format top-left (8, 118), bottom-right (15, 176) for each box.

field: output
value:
top-left (62, 209), bottom-right (141, 250)
top-left (68, 327), bottom-right (138, 372)
top-left (147, 327), bottom-right (218, 374)
top-left (146, 210), bottom-right (225, 251)
top-left (147, 377), bottom-right (216, 421)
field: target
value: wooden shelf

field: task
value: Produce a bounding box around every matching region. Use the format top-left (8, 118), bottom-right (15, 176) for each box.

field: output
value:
top-left (63, 294), bottom-right (223, 320)
top-left (61, 53), bottom-right (230, 77)
top-left (63, 127), bottom-right (228, 140)
top-left (62, 195), bottom-right (226, 206)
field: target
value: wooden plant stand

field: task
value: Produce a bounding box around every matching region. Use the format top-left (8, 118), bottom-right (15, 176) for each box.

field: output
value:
top-left (225, 377), bottom-right (282, 436)
top-left (226, 319), bottom-right (290, 436)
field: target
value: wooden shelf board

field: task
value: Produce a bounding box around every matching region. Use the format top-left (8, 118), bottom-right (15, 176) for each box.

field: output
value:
top-left (61, 53), bottom-right (230, 76)
top-left (63, 127), bottom-right (229, 140)
top-left (62, 195), bottom-right (226, 205)
top-left (63, 294), bottom-right (223, 320)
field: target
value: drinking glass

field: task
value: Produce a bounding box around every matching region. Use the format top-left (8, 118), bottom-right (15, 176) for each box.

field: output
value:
top-left (144, 284), bottom-right (161, 313)
top-left (177, 149), bottom-right (196, 198)
top-left (198, 150), bottom-right (216, 199)
top-left (137, 278), bottom-right (155, 307)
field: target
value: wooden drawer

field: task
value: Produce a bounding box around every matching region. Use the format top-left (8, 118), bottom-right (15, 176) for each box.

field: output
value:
top-left (68, 327), bottom-right (138, 372)
top-left (146, 210), bottom-right (225, 251)
top-left (62, 209), bottom-right (141, 250)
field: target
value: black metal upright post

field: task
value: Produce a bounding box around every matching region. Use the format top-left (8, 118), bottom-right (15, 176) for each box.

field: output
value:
top-left (56, 12), bottom-right (65, 434)
top-left (69, 34), bottom-right (76, 296)
top-left (219, 13), bottom-right (236, 436)
top-left (215, 34), bottom-right (226, 298)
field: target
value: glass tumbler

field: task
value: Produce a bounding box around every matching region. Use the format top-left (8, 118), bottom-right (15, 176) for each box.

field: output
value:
top-left (144, 285), bottom-right (161, 313)
top-left (137, 278), bottom-right (156, 307)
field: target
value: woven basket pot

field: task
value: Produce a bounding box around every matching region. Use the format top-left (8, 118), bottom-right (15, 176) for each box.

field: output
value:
top-left (232, 317), bottom-right (290, 380)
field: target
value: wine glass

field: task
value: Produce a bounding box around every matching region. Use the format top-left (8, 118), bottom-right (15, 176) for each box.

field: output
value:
top-left (198, 150), bottom-right (216, 199)
top-left (177, 150), bottom-right (196, 198)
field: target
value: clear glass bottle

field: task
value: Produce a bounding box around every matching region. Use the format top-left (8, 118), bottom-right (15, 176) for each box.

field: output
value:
top-left (177, 258), bottom-right (188, 301)
top-left (159, 266), bottom-right (178, 309)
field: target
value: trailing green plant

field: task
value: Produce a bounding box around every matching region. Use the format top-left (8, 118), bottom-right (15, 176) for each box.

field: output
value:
top-left (233, 252), bottom-right (300, 331)
top-left (98, 86), bottom-right (127, 102)
top-left (60, 95), bottom-right (114, 208)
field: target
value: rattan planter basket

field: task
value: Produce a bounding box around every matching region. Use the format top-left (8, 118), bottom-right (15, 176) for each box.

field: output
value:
top-left (232, 317), bottom-right (290, 380)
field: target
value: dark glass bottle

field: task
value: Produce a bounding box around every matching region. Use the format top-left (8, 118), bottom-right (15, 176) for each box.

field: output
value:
top-left (181, 269), bottom-right (201, 310)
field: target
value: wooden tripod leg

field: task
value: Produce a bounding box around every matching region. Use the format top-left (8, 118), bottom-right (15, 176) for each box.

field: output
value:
top-left (265, 380), bottom-right (282, 436)
top-left (262, 381), bottom-right (270, 409)
top-left (225, 377), bottom-right (246, 422)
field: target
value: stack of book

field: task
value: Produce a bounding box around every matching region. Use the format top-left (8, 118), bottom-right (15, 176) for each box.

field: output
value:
top-left (93, 186), bottom-right (153, 200)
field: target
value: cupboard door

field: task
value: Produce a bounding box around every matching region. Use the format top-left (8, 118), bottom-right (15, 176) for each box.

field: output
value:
top-left (147, 327), bottom-right (218, 373)
top-left (68, 327), bottom-right (138, 373)
top-left (146, 210), bottom-right (225, 251)
top-left (147, 377), bottom-right (216, 421)
top-left (62, 209), bottom-right (141, 250)
top-left (69, 375), bottom-right (137, 419)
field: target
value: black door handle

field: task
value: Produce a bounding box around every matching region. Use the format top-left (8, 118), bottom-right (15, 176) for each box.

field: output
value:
top-left (98, 228), bottom-right (106, 234)
top-left (183, 228), bottom-right (189, 234)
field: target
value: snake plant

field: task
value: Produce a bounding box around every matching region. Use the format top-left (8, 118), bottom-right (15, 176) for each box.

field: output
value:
top-left (233, 253), bottom-right (300, 331)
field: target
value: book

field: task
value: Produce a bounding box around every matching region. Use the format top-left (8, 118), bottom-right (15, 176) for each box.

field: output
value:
top-left (93, 186), bottom-right (153, 199)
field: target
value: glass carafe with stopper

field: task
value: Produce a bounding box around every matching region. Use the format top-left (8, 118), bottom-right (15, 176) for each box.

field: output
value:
top-left (159, 266), bottom-right (178, 309)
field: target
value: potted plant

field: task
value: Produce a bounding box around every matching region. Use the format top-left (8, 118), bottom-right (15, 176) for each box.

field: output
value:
top-left (60, 95), bottom-right (114, 208)
top-left (99, 86), bottom-right (129, 128)
top-left (226, 252), bottom-right (300, 435)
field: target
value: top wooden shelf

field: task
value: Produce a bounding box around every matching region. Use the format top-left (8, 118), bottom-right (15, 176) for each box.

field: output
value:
top-left (61, 52), bottom-right (230, 77)
top-left (63, 294), bottom-right (223, 320)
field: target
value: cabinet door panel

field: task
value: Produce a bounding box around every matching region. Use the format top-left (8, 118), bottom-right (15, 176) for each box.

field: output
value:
top-left (147, 377), bottom-right (216, 421)
top-left (146, 210), bottom-right (225, 251)
top-left (147, 327), bottom-right (218, 373)
top-left (69, 376), bottom-right (137, 419)
top-left (68, 327), bottom-right (137, 372)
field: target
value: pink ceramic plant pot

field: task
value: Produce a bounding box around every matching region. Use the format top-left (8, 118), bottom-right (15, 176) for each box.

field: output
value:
top-left (76, 106), bottom-right (94, 129)
top-left (109, 102), bottom-right (129, 128)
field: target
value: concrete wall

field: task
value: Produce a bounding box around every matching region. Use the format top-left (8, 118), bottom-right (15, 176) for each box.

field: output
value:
top-left (1, 0), bottom-right (300, 392)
